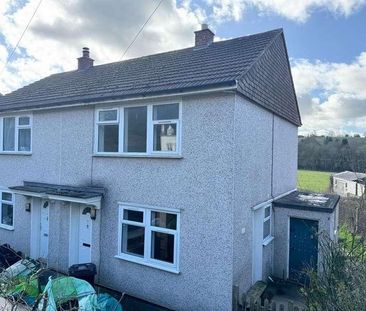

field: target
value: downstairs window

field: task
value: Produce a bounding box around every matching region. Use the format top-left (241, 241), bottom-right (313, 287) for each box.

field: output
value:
top-left (0, 191), bottom-right (14, 229)
top-left (118, 204), bottom-right (180, 272)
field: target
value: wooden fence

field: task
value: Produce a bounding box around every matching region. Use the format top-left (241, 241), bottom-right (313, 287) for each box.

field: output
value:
top-left (233, 285), bottom-right (306, 311)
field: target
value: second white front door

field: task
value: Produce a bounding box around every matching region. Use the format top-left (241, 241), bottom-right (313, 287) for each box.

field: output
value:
top-left (70, 204), bottom-right (92, 265)
top-left (39, 200), bottom-right (49, 259)
top-left (78, 206), bottom-right (92, 263)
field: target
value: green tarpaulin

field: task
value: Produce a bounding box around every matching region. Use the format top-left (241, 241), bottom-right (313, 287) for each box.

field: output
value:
top-left (37, 276), bottom-right (122, 311)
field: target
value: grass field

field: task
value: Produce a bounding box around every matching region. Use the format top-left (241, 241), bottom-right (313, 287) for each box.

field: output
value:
top-left (297, 170), bottom-right (332, 193)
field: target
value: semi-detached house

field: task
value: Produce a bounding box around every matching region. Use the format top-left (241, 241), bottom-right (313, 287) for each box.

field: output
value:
top-left (0, 26), bottom-right (338, 310)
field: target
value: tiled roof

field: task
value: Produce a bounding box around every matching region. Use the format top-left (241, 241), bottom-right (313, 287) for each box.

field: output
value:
top-left (0, 29), bottom-right (301, 126)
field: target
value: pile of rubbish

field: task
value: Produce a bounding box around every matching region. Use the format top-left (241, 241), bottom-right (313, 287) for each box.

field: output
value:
top-left (0, 244), bottom-right (122, 311)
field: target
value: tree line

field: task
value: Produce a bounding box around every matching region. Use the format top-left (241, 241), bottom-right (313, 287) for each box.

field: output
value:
top-left (298, 135), bottom-right (366, 172)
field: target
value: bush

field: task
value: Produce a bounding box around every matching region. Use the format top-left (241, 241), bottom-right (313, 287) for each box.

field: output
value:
top-left (303, 231), bottom-right (366, 310)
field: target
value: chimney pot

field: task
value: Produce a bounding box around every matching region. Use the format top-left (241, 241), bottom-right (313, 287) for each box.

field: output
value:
top-left (78, 47), bottom-right (94, 70)
top-left (194, 24), bottom-right (214, 48)
top-left (82, 47), bottom-right (90, 58)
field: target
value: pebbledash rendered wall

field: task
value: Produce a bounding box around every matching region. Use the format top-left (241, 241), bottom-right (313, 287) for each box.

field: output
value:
top-left (0, 92), bottom-right (234, 310)
top-left (0, 90), bottom-right (298, 310)
top-left (232, 94), bottom-right (298, 299)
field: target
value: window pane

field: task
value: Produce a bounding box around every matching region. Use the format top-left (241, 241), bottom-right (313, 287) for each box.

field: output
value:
top-left (263, 219), bottom-right (271, 239)
top-left (153, 104), bottom-right (179, 120)
top-left (18, 117), bottom-right (30, 126)
top-left (124, 106), bottom-right (147, 152)
top-left (98, 124), bottom-right (119, 152)
top-left (264, 206), bottom-right (271, 218)
top-left (99, 110), bottom-right (118, 122)
top-left (151, 212), bottom-right (177, 230)
top-left (122, 224), bottom-right (144, 257)
top-left (123, 209), bottom-right (143, 223)
top-left (3, 117), bottom-right (15, 151)
top-left (1, 203), bottom-right (13, 226)
top-left (153, 124), bottom-right (176, 152)
top-left (2, 192), bottom-right (12, 201)
top-left (151, 231), bottom-right (174, 264)
top-left (18, 128), bottom-right (31, 151)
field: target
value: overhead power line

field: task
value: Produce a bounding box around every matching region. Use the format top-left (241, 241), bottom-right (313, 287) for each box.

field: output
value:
top-left (0, 0), bottom-right (44, 76)
top-left (120, 0), bottom-right (164, 60)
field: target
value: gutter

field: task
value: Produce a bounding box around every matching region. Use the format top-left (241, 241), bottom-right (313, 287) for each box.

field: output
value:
top-left (0, 82), bottom-right (238, 114)
top-left (251, 188), bottom-right (297, 211)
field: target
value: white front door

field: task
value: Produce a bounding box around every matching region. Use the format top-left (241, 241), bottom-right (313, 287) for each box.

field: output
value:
top-left (252, 207), bottom-right (263, 283)
top-left (69, 204), bottom-right (92, 265)
top-left (39, 200), bottom-right (49, 259)
top-left (78, 206), bottom-right (92, 263)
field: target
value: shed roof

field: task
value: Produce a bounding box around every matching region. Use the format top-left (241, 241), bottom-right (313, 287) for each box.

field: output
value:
top-left (332, 171), bottom-right (366, 182)
top-left (0, 29), bottom-right (301, 126)
top-left (273, 191), bottom-right (340, 213)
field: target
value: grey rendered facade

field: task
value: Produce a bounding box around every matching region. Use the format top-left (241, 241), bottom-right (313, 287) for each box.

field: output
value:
top-left (0, 92), bottom-right (297, 310)
top-left (0, 27), bottom-right (335, 310)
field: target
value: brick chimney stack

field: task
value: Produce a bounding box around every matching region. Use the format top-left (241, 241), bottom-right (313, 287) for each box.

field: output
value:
top-left (77, 47), bottom-right (94, 70)
top-left (194, 24), bottom-right (214, 48)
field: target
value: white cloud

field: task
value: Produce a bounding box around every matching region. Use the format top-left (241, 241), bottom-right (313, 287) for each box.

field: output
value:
top-left (204, 0), bottom-right (366, 23)
top-left (0, 0), bottom-right (201, 94)
top-left (291, 53), bottom-right (366, 135)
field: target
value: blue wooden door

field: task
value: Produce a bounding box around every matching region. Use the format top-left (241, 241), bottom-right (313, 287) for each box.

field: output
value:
top-left (289, 218), bottom-right (318, 283)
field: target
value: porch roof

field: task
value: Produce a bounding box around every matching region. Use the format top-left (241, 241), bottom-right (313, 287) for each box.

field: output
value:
top-left (273, 191), bottom-right (340, 213)
top-left (9, 181), bottom-right (105, 209)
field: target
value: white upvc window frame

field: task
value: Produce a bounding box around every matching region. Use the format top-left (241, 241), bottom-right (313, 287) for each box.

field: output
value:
top-left (95, 108), bottom-right (120, 153)
top-left (263, 204), bottom-right (273, 244)
top-left (116, 203), bottom-right (180, 274)
top-left (150, 103), bottom-right (180, 155)
top-left (0, 190), bottom-right (14, 230)
top-left (94, 102), bottom-right (182, 157)
top-left (0, 114), bottom-right (32, 154)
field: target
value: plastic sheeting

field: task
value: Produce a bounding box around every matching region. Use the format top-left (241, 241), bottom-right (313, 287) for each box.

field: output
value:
top-left (37, 276), bottom-right (97, 310)
top-left (96, 293), bottom-right (122, 311)
top-left (0, 259), bottom-right (39, 283)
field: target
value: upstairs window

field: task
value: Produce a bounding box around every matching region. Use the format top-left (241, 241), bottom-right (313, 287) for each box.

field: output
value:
top-left (95, 103), bottom-right (181, 156)
top-left (124, 106), bottom-right (147, 153)
top-left (97, 109), bottom-right (119, 152)
top-left (1, 115), bottom-right (32, 153)
top-left (153, 104), bottom-right (179, 152)
top-left (0, 191), bottom-right (14, 229)
top-left (118, 204), bottom-right (180, 272)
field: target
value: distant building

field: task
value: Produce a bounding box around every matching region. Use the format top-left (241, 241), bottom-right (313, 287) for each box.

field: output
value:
top-left (332, 171), bottom-right (366, 197)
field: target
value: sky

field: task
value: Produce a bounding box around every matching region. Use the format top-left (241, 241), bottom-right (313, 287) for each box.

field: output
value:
top-left (1, 0), bottom-right (366, 136)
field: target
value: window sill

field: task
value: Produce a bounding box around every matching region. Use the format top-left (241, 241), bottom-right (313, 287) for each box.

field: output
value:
top-left (115, 254), bottom-right (180, 274)
top-left (0, 152), bottom-right (32, 156)
top-left (94, 153), bottom-right (183, 159)
top-left (0, 224), bottom-right (14, 231)
top-left (263, 236), bottom-right (274, 246)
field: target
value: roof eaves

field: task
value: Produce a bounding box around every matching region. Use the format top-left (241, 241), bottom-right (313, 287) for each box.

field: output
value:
top-left (0, 80), bottom-right (237, 113)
